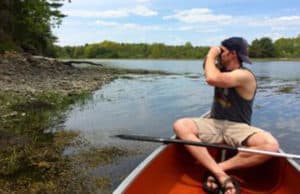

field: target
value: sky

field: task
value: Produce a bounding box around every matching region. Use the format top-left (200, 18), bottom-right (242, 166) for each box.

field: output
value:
top-left (53, 0), bottom-right (300, 46)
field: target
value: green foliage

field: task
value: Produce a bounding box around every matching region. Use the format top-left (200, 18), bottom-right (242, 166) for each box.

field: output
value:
top-left (0, 0), bottom-right (67, 55)
top-left (55, 41), bottom-right (210, 59)
top-left (249, 36), bottom-right (300, 58)
top-left (55, 36), bottom-right (300, 59)
top-left (249, 37), bottom-right (276, 58)
top-left (274, 36), bottom-right (300, 57)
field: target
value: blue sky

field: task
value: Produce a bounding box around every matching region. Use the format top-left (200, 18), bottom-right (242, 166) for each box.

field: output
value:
top-left (53, 0), bottom-right (300, 46)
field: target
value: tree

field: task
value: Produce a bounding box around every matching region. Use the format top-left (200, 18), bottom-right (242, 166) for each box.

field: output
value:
top-left (249, 37), bottom-right (275, 58)
top-left (0, 0), bottom-right (68, 55)
top-left (149, 43), bottom-right (165, 58)
top-left (184, 41), bottom-right (193, 48)
top-left (274, 37), bottom-right (300, 57)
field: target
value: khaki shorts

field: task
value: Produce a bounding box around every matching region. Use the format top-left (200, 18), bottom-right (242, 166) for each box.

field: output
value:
top-left (192, 118), bottom-right (264, 147)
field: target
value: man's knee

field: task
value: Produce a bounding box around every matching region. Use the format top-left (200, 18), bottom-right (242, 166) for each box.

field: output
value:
top-left (265, 136), bottom-right (280, 152)
top-left (173, 118), bottom-right (197, 137)
top-left (248, 132), bottom-right (279, 152)
top-left (260, 132), bottom-right (279, 152)
top-left (173, 118), bottom-right (186, 135)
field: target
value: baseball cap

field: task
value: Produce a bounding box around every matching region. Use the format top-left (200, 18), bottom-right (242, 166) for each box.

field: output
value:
top-left (221, 37), bottom-right (252, 64)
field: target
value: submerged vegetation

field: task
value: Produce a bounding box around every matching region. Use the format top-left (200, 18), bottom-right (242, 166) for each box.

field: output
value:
top-left (1, 90), bottom-right (90, 134)
top-left (70, 146), bottom-right (134, 168)
top-left (0, 85), bottom-right (139, 193)
top-left (276, 86), bottom-right (295, 94)
top-left (0, 90), bottom-right (92, 193)
top-left (0, 52), bottom-right (173, 193)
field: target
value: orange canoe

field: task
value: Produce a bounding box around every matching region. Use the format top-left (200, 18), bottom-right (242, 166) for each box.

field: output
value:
top-left (114, 139), bottom-right (300, 194)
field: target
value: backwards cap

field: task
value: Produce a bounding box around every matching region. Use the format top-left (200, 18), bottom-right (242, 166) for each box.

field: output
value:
top-left (221, 37), bottom-right (252, 64)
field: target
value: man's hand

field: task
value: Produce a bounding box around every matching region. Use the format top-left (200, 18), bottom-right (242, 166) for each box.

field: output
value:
top-left (204, 46), bottom-right (222, 85)
top-left (207, 46), bottom-right (221, 58)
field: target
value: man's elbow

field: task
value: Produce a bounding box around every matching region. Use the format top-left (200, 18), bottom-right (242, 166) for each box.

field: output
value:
top-left (205, 76), bottom-right (217, 86)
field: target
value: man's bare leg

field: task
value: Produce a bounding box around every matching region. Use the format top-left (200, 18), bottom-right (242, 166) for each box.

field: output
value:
top-left (173, 119), bottom-right (279, 194)
top-left (173, 118), bottom-right (230, 187)
top-left (218, 132), bottom-right (279, 172)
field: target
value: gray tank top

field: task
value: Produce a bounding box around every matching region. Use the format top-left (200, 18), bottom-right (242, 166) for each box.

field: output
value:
top-left (210, 68), bottom-right (256, 125)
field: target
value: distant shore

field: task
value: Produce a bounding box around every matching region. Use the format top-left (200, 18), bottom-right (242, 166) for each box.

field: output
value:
top-left (57, 57), bottom-right (300, 62)
top-left (252, 57), bottom-right (300, 62)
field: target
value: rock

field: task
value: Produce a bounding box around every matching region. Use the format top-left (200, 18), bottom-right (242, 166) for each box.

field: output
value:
top-left (0, 51), bottom-right (110, 101)
top-left (37, 161), bottom-right (51, 169)
top-left (2, 111), bottom-right (18, 118)
top-left (0, 75), bottom-right (11, 82)
top-left (26, 86), bottom-right (36, 94)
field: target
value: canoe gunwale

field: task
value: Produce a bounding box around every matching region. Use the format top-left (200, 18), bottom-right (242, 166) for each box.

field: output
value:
top-left (285, 151), bottom-right (300, 171)
top-left (113, 141), bottom-right (169, 194)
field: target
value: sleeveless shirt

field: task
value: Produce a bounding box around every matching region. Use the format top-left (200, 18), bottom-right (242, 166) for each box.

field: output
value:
top-left (210, 68), bottom-right (256, 125)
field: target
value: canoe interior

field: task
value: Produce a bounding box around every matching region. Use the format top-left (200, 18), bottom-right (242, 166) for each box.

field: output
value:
top-left (122, 144), bottom-right (300, 194)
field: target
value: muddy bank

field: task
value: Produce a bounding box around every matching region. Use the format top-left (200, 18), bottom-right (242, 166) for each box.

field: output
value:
top-left (0, 52), bottom-right (114, 94)
top-left (0, 52), bottom-right (169, 193)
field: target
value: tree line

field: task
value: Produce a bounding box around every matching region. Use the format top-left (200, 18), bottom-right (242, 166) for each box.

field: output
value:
top-left (55, 36), bottom-right (300, 59)
top-left (250, 36), bottom-right (300, 58)
top-left (54, 41), bottom-right (209, 59)
top-left (0, 1), bottom-right (299, 59)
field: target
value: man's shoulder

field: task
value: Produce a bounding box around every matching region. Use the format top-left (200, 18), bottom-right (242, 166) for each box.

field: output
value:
top-left (230, 68), bottom-right (256, 91)
top-left (233, 68), bottom-right (256, 79)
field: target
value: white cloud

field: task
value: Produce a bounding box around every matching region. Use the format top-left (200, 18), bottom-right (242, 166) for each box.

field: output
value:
top-left (163, 9), bottom-right (300, 32)
top-left (132, 5), bottom-right (157, 16)
top-left (163, 8), bottom-right (232, 24)
top-left (248, 15), bottom-right (300, 27)
top-left (64, 5), bottom-right (157, 18)
top-left (175, 25), bottom-right (220, 32)
top-left (278, 16), bottom-right (300, 21)
top-left (177, 26), bottom-right (194, 31)
top-left (95, 20), bottom-right (160, 31)
top-left (95, 20), bottom-right (119, 27)
top-left (135, 0), bottom-right (150, 3)
top-left (65, 10), bottom-right (127, 18)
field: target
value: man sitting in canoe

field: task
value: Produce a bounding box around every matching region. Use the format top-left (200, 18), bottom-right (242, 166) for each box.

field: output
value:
top-left (173, 37), bottom-right (279, 194)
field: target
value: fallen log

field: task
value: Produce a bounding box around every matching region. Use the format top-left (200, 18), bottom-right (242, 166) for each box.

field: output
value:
top-left (31, 56), bottom-right (103, 67)
top-left (61, 60), bottom-right (103, 67)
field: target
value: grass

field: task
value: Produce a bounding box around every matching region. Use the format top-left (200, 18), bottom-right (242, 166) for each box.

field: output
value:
top-left (0, 90), bottom-right (99, 193)
top-left (0, 88), bottom-right (139, 193)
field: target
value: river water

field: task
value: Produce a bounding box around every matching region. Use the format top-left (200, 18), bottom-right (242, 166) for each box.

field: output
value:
top-left (63, 59), bottom-right (300, 190)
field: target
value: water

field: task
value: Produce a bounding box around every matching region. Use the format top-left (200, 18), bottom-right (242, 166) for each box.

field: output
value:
top-left (63, 59), bottom-right (300, 189)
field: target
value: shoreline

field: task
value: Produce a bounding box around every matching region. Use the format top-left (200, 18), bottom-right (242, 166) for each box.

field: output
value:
top-left (0, 51), bottom-right (116, 193)
top-left (0, 52), bottom-right (172, 193)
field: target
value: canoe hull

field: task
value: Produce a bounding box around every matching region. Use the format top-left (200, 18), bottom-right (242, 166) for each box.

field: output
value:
top-left (114, 143), bottom-right (300, 194)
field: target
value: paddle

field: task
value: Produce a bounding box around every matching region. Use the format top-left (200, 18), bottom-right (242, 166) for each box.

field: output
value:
top-left (115, 134), bottom-right (300, 160)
